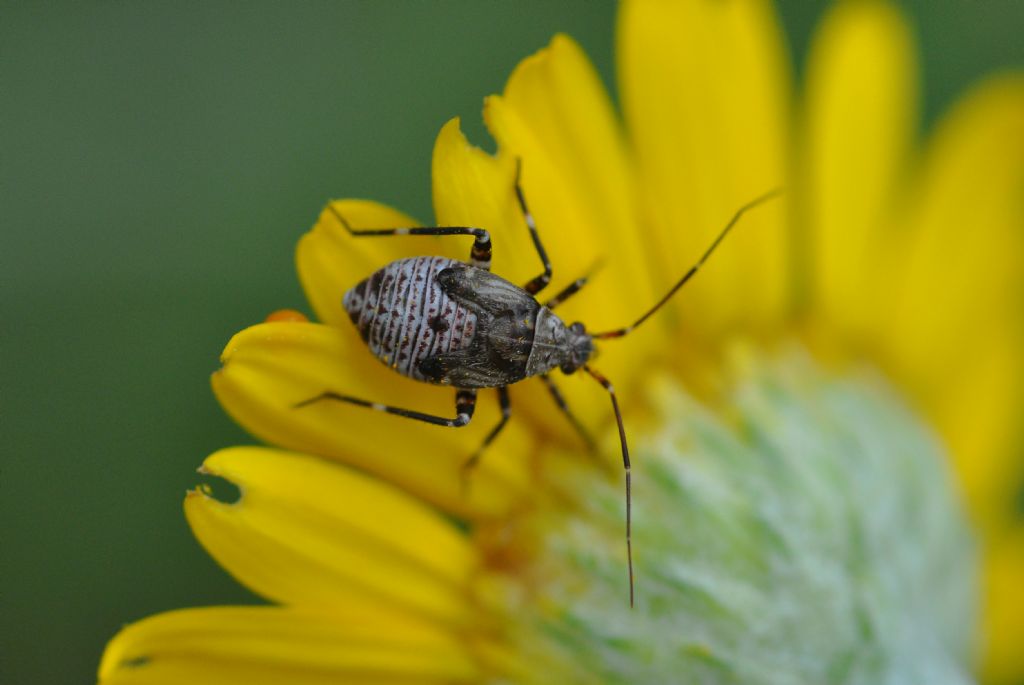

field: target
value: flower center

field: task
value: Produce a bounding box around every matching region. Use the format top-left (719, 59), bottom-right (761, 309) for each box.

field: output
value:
top-left (479, 352), bottom-right (977, 685)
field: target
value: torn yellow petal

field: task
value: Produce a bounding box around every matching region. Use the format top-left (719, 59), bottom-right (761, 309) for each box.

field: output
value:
top-left (297, 199), bottom-right (462, 328)
top-left (211, 321), bottom-right (533, 519)
top-left (482, 34), bottom-right (661, 442)
top-left (431, 118), bottom-right (528, 278)
top-left (485, 34), bottom-right (654, 332)
top-left (99, 606), bottom-right (480, 685)
top-left (619, 0), bottom-right (791, 339)
top-left (186, 447), bottom-right (479, 627)
top-left (801, 0), bottom-right (917, 339)
top-left (880, 75), bottom-right (1024, 529)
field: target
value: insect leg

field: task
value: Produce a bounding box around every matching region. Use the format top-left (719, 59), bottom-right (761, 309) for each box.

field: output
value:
top-left (543, 276), bottom-right (589, 310)
top-left (538, 374), bottom-right (596, 451)
top-left (460, 387), bottom-right (511, 488)
top-left (327, 204), bottom-right (493, 269)
top-left (513, 160), bottom-right (552, 295)
top-left (591, 188), bottom-right (782, 339)
top-left (544, 259), bottom-right (604, 310)
top-left (295, 387), bottom-right (477, 428)
top-left (582, 365), bottom-right (634, 608)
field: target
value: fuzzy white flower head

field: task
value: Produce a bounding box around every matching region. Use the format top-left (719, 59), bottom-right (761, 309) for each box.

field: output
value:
top-left (492, 350), bottom-right (976, 685)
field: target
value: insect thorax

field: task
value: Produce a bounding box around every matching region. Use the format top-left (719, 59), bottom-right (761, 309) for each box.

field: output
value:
top-left (518, 309), bottom-right (574, 375)
top-left (525, 309), bottom-right (594, 377)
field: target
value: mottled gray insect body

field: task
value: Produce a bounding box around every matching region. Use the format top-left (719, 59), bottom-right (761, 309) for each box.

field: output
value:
top-left (345, 256), bottom-right (585, 388)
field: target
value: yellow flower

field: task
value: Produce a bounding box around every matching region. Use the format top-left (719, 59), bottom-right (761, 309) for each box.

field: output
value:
top-left (100, 0), bottom-right (1024, 683)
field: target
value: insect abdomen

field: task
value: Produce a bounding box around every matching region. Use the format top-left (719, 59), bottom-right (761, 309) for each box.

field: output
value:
top-left (343, 256), bottom-right (477, 382)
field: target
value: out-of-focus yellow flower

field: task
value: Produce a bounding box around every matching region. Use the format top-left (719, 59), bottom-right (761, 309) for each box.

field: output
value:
top-left (620, 1), bottom-right (1024, 677)
top-left (99, 0), bottom-right (1023, 683)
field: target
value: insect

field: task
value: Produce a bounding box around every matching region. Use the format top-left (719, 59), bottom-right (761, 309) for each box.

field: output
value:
top-left (297, 161), bottom-right (780, 606)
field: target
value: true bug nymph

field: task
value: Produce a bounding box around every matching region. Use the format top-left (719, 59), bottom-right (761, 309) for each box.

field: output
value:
top-left (297, 162), bottom-right (780, 606)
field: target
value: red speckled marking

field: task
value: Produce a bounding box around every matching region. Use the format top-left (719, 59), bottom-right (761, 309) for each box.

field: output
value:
top-left (343, 257), bottom-right (478, 381)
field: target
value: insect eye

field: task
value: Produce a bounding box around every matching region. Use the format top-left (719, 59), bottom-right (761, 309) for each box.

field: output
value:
top-left (570, 322), bottom-right (586, 335)
top-left (560, 359), bottom-right (580, 375)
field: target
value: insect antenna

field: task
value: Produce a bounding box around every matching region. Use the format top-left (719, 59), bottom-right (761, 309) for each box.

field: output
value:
top-left (591, 188), bottom-right (782, 340)
top-left (583, 364), bottom-right (634, 608)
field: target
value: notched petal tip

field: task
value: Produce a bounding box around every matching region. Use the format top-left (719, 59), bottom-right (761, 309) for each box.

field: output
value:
top-left (436, 118), bottom-right (472, 160)
top-left (184, 487), bottom-right (205, 505)
top-left (502, 32), bottom-right (577, 87)
top-left (505, 43), bottom-right (548, 80)
top-left (435, 116), bottom-right (498, 164)
top-left (188, 451), bottom-right (248, 506)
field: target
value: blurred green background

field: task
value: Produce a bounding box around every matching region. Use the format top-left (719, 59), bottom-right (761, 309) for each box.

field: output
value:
top-left (2, 2), bottom-right (1021, 683)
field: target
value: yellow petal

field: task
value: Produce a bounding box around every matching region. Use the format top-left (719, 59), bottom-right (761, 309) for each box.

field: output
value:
top-left (982, 530), bottom-right (1024, 684)
top-left (801, 0), bottom-right (917, 339)
top-left (211, 321), bottom-right (534, 519)
top-left (928, 330), bottom-right (1024, 532)
top-left (479, 35), bottom-right (666, 445)
top-left (98, 606), bottom-right (480, 685)
top-left (297, 199), bottom-right (462, 328)
top-left (619, 0), bottom-right (792, 339)
top-left (185, 447), bottom-right (479, 627)
top-left (879, 75), bottom-right (1024, 530)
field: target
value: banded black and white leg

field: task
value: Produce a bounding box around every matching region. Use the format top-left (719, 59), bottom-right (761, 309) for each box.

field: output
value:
top-left (582, 365), bottom-right (635, 608)
top-left (295, 387), bottom-right (477, 429)
top-left (512, 160), bottom-right (553, 295)
top-left (538, 374), bottom-right (596, 454)
top-left (460, 386), bottom-right (511, 487)
top-left (543, 274), bottom-right (590, 310)
top-left (327, 204), bottom-right (493, 270)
